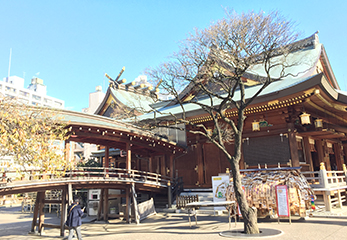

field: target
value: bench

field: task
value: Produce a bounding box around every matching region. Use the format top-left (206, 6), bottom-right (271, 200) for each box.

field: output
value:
top-left (176, 195), bottom-right (199, 209)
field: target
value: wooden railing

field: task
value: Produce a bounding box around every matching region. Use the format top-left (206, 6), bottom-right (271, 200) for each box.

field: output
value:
top-left (0, 167), bottom-right (176, 189)
top-left (301, 169), bottom-right (347, 189)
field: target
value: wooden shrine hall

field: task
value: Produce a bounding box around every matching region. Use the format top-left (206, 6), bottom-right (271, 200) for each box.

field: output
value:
top-left (135, 33), bottom-right (347, 189)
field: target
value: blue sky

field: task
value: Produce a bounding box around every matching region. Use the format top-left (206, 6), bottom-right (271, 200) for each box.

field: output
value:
top-left (0, 0), bottom-right (346, 111)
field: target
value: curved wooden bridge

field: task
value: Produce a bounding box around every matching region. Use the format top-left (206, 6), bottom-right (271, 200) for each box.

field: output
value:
top-left (0, 167), bottom-right (175, 196)
top-left (0, 167), bottom-right (182, 237)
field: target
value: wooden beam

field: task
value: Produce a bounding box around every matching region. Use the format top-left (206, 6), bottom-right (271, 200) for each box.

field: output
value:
top-left (109, 194), bottom-right (126, 198)
top-left (43, 199), bottom-right (62, 204)
top-left (42, 223), bottom-right (61, 229)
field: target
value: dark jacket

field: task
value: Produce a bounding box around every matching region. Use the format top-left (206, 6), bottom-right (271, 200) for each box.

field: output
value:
top-left (66, 203), bottom-right (83, 227)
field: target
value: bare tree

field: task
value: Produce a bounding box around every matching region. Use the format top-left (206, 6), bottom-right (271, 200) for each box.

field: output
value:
top-left (146, 10), bottom-right (302, 234)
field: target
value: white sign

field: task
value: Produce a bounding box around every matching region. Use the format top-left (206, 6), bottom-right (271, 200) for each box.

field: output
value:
top-left (275, 185), bottom-right (290, 217)
top-left (137, 198), bottom-right (157, 221)
top-left (212, 175), bottom-right (229, 210)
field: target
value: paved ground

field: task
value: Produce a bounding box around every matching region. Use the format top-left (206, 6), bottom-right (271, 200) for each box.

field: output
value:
top-left (1, 206), bottom-right (347, 240)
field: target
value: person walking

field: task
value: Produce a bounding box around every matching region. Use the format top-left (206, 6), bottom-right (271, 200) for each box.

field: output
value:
top-left (66, 197), bottom-right (84, 240)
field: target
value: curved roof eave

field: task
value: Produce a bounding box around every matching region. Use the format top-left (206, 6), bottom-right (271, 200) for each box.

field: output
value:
top-left (137, 73), bottom-right (347, 121)
top-left (54, 109), bottom-right (185, 150)
top-left (320, 45), bottom-right (340, 89)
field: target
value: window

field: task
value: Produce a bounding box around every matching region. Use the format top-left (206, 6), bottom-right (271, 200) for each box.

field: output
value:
top-left (19, 98), bottom-right (29, 104)
top-left (54, 101), bottom-right (63, 107)
top-left (5, 86), bottom-right (15, 93)
top-left (19, 90), bottom-right (29, 97)
top-left (44, 98), bottom-right (52, 104)
top-left (32, 95), bottom-right (41, 101)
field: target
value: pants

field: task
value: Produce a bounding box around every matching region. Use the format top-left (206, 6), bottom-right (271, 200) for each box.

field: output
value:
top-left (68, 225), bottom-right (83, 240)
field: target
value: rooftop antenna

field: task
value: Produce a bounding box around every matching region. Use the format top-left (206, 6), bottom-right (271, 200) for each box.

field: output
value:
top-left (7, 48), bottom-right (12, 79)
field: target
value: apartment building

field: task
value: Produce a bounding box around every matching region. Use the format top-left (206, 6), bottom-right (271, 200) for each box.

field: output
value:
top-left (0, 76), bottom-right (64, 108)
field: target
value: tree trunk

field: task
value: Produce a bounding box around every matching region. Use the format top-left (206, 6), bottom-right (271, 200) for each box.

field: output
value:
top-left (243, 206), bottom-right (259, 234)
top-left (229, 122), bottom-right (260, 234)
top-left (230, 156), bottom-right (260, 234)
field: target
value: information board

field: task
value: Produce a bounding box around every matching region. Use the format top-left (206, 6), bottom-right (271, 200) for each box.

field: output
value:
top-left (275, 185), bottom-right (290, 217)
top-left (212, 175), bottom-right (229, 210)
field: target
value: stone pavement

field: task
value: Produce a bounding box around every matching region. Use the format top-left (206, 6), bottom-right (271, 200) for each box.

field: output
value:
top-left (1, 206), bottom-right (347, 240)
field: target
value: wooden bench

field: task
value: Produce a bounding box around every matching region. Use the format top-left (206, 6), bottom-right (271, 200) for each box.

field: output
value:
top-left (176, 195), bottom-right (199, 209)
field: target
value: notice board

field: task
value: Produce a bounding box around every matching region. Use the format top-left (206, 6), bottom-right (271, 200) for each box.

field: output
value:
top-left (275, 185), bottom-right (290, 217)
top-left (212, 175), bottom-right (229, 210)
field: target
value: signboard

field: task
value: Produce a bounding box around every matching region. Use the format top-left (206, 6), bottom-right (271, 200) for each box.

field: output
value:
top-left (212, 175), bottom-right (229, 210)
top-left (275, 185), bottom-right (290, 217)
top-left (137, 198), bottom-right (157, 221)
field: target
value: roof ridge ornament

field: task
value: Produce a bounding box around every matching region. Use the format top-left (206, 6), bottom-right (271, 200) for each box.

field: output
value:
top-left (106, 67), bottom-right (158, 98)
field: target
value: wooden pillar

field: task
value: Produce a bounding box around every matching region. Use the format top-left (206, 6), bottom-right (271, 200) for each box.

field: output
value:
top-left (126, 142), bottom-right (131, 170)
top-left (97, 189), bottom-right (104, 221)
top-left (316, 139), bottom-right (325, 167)
top-left (334, 143), bottom-right (343, 170)
top-left (161, 156), bottom-right (166, 176)
top-left (287, 123), bottom-right (300, 167)
top-left (103, 189), bottom-right (109, 221)
top-left (31, 192), bottom-right (41, 232)
top-left (125, 186), bottom-right (130, 223)
top-left (148, 156), bottom-right (153, 173)
top-left (196, 136), bottom-right (204, 185)
top-left (65, 140), bottom-right (71, 165)
top-left (303, 137), bottom-right (314, 172)
top-left (137, 158), bottom-right (141, 171)
top-left (131, 183), bottom-right (139, 224)
top-left (343, 143), bottom-right (347, 164)
top-left (156, 157), bottom-right (160, 174)
top-left (67, 183), bottom-right (73, 205)
top-left (324, 141), bottom-right (332, 171)
top-left (60, 187), bottom-right (67, 237)
top-left (169, 155), bottom-right (174, 179)
top-left (105, 146), bottom-right (110, 168)
top-left (38, 191), bottom-right (46, 234)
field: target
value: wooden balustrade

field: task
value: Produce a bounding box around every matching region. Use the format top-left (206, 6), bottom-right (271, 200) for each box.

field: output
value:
top-left (0, 167), bottom-right (175, 192)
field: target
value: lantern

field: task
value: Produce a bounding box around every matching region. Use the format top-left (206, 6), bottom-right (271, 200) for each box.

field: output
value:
top-left (300, 112), bottom-right (311, 125)
top-left (252, 120), bottom-right (260, 131)
top-left (314, 118), bottom-right (323, 128)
